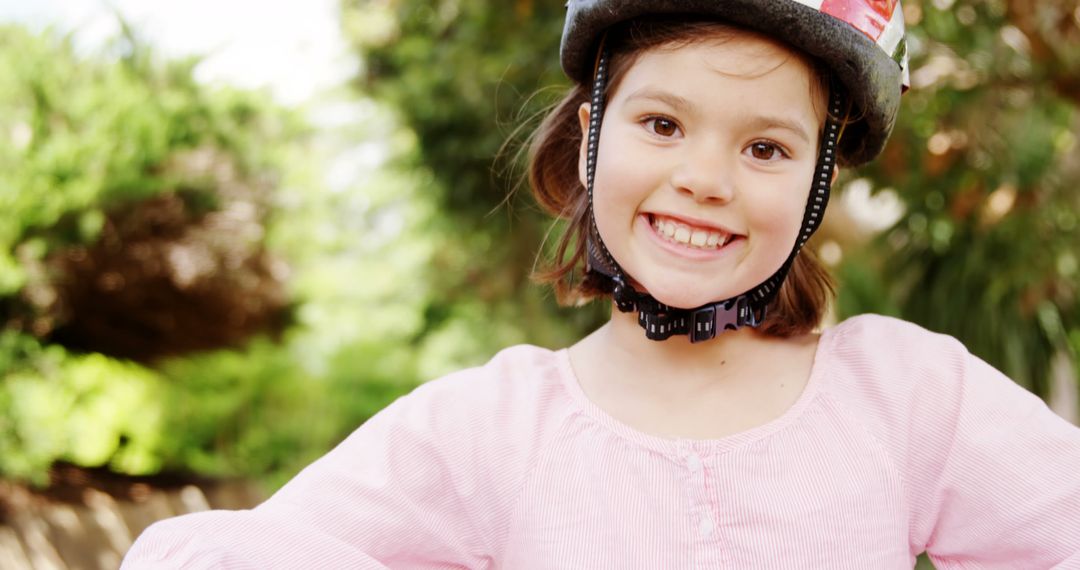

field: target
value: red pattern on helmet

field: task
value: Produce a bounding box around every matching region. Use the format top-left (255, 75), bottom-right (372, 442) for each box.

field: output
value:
top-left (820, 0), bottom-right (898, 42)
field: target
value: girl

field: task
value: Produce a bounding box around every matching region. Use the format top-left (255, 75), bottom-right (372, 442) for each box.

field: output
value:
top-left (124, 1), bottom-right (1080, 567)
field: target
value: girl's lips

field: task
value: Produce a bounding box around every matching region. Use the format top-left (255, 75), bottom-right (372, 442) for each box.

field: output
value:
top-left (647, 212), bottom-right (737, 236)
top-left (648, 214), bottom-right (737, 249)
top-left (637, 214), bottom-right (744, 260)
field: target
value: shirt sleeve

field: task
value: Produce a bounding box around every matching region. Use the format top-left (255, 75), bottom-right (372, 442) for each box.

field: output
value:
top-left (122, 348), bottom-right (561, 569)
top-left (915, 348), bottom-right (1080, 568)
top-left (828, 316), bottom-right (1080, 568)
top-left (119, 509), bottom-right (392, 569)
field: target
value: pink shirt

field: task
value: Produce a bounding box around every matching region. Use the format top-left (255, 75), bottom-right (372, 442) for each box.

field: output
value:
top-left (123, 315), bottom-right (1080, 568)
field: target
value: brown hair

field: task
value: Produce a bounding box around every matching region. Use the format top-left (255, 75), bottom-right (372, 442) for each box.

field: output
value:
top-left (527, 18), bottom-right (835, 337)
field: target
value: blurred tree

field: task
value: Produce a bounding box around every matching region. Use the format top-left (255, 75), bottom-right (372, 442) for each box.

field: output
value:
top-left (0, 20), bottom-right (524, 489)
top-left (847, 0), bottom-right (1079, 398)
top-left (0, 24), bottom-right (300, 484)
top-left (0, 25), bottom-right (294, 362)
top-left (341, 0), bottom-right (603, 358)
top-left (344, 0), bottom-right (564, 219)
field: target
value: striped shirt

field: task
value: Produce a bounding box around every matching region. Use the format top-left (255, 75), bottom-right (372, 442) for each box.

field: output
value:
top-left (123, 314), bottom-right (1080, 569)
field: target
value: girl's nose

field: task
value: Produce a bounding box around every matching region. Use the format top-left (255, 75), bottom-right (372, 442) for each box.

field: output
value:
top-left (668, 144), bottom-right (736, 203)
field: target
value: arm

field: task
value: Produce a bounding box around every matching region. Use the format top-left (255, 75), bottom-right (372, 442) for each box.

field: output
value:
top-left (122, 363), bottom-right (527, 569)
top-left (827, 316), bottom-right (1080, 568)
top-left (919, 352), bottom-right (1080, 568)
top-left (120, 509), bottom-right (392, 569)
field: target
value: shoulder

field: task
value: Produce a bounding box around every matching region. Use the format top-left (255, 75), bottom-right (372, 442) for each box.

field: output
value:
top-left (275, 345), bottom-right (578, 511)
top-left (401, 344), bottom-right (574, 423)
top-left (819, 313), bottom-right (977, 406)
top-left (817, 313), bottom-right (1054, 461)
top-left (821, 313), bottom-right (1043, 409)
top-left (357, 344), bottom-right (578, 464)
top-left (824, 313), bottom-right (968, 375)
top-left (816, 314), bottom-right (977, 454)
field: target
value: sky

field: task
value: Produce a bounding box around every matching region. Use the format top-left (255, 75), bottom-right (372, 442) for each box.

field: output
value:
top-left (0, 0), bottom-right (356, 106)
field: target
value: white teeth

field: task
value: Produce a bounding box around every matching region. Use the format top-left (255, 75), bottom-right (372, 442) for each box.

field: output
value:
top-left (690, 230), bottom-right (707, 247)
top-left (651, 216), bottom-right (730, 250)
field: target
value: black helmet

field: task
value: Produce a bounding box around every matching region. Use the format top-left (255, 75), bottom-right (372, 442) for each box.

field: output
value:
top-left (560, 0), bottom-right (910, 343)
top-left (561, 0), bottom-right (909, 166)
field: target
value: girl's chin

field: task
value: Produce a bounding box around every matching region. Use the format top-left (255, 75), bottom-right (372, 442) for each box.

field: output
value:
top-left (632, 284), bottom-right (739, 310)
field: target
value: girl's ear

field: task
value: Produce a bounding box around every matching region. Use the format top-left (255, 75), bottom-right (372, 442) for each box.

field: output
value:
top-left (831, 166), bottom-right (841, 185)
top-left (577, 102), bottom-right (592, 189)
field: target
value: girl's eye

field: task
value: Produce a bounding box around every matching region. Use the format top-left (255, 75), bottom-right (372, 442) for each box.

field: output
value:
top-left (644, 117), bottom-right (680, 138)
top-left (747, 142), bottom-right (788, 162)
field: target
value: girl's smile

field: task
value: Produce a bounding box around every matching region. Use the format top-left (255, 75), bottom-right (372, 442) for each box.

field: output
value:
top-left (578, 32), bottom-right (827, 309)
top-left (641, 212), bottom-right (743, 261)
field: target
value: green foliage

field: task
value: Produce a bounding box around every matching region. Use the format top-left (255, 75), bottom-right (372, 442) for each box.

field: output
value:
top-left (0, 24), bottom-right (336, 486)
top-left (0, 26), bottom-right (289, 299)
top-left (154, 337), bottom-right (414, 489)
top-left (0, 333), bottom-right (165, 484)
top-left (849, 0), bottom-right (1079, 393)
top-left (1, 20), bottom-right (571, 487)
top-left (344, 0), bottom-right (566, 220)
top-left (341, 0), bottom-right (606, 363)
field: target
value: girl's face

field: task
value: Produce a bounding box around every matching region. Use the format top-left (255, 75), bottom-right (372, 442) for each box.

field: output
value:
top-left (579, 33), bottom-right (826, 309)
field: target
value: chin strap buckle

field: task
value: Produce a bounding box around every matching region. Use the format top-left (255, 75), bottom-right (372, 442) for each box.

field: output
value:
top-left (608, 273), bottom-right (765, 343)
top-left (689, 306), bottom-right (716, 343)
top-left (689, 297), bottom-right (757, 344)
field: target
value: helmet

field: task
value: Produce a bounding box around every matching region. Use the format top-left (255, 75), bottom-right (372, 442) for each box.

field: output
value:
top-left (558, 1), bottom-right (910, 343)
top-left (561, 0), bottom-right (910, 166)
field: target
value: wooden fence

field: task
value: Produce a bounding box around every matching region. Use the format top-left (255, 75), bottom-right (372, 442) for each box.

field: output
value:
top-left (0, 478), bottom-right (261, 570)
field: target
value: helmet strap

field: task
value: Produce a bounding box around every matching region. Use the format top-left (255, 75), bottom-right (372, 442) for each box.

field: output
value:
top-left (583, 46), bottom-right (844, 343)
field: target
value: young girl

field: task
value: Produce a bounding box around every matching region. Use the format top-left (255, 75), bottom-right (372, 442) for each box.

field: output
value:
top-left (124, 1), bottom-right (1080, 567)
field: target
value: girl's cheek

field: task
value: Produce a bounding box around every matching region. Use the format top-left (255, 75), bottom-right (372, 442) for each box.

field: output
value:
top-left (748, 189), bottom-right (810, 233)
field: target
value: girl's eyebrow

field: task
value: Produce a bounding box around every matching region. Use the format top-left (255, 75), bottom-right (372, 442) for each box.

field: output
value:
top-left (624, 88), bottom-right (696, 114)
top-left (745, 115), bottom-right (812, 145)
